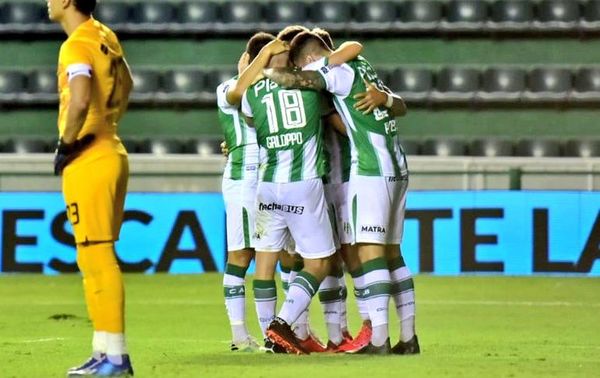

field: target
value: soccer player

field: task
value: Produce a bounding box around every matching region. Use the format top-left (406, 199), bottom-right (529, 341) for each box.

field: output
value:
top-left (241, 34), bottom-right (337, 355)
top-left (264, 31), bottom-right (419, 355)
top-left (217, 33), bottom-right (288, 352)
top-left (47, 0), bottom-right (134, 375)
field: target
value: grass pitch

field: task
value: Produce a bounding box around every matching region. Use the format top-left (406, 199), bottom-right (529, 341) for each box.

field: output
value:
top-left (1, 274), bottom-right (599, 378)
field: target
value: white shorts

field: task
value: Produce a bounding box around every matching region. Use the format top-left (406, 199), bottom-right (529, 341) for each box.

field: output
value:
top-left (324, 181), bottom-right (353, 248)
top-left (222, 177), bottom-right (257, 251)
top-left (253, 178), bottom-right (336, 259)
top-left (348, 175), bottom-right (409, 245)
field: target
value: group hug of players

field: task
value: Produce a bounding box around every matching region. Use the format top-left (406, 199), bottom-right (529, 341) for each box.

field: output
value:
top-left (218, 25), bottom-right (419, 355)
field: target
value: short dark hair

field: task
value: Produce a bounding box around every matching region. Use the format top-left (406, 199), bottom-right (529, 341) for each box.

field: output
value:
top-left (311, 28), bottom-right (334, 50)
top-left (73, 0), bottom-right (96, 16)
top-left (289, 31), bottom-right (330, 67)
top-left (277, 25), bottom-right (310, 43)
top-left (246, 32), bottom-right (276, 63)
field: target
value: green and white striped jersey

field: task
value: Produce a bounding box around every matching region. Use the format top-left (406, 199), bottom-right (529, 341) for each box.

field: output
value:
top-left (241, 78), bottom-right (326, 183)
top-left (307, 57), bottom-right (408, 178)
top-left (217, 77), bottom-right (259, 180)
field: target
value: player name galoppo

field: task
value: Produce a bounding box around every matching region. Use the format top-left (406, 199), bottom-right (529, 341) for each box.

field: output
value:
top-left (266, 132), bottom-right (303, 149)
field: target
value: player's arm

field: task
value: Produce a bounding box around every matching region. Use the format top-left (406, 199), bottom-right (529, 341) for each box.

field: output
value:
top-left (325, 112), bottom-right (347, 136)
top-left (327, 41), bottom-right (363, 66)
top-left (263, 68), bottom-right (326, 90)
top-left (116, 58), bottom-right (133, 123)
top-left (54, 71), bottom-right (95, 175)
top-left (226, 40), bottom-right (289, 106)
top-left (62, 75), bottom-right (92, 143)
top-left (354, 81), bottom-right (407, 117)
top-left (240, 92), bottom-right (255, 128)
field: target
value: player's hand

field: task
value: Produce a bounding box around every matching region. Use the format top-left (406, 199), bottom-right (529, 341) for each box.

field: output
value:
top-left (237, 52), bottom-right (250, 74)
top-left (353, 81), bottom-right (388, 115)
top-left (220, 140), bottom-right (229, 157)
top-left (53, 134), bottom-right (96, 176)
top-left (266, 39), bottom-right (289, 56)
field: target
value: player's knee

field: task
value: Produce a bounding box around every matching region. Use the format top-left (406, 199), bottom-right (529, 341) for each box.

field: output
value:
top-left (227, 249), bottom-right (254, 268)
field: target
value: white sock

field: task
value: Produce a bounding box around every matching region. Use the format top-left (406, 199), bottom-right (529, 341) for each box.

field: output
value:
top-left (253, 280), bottom-right (277, 337)
top-left (318, 275), bottom-right (343, 345)
top-left (223, 267), bottom-right (248, 343)
top-left (278, 271), bottom-right (319, 326)
top-left (362, 259), bottom-right (391, 346)
top-left (106, 333), bottom-right (127, 364)
top-left (351, 270), bottom-right (370, 321)
top-left (92, 330), bottom-right (107, 358)
top-left (280, 269), bottom-right (291, 295)
top-left (390, 263), bottom-right (416, 342)
top-left (338, 275), bottom-right (349, 333)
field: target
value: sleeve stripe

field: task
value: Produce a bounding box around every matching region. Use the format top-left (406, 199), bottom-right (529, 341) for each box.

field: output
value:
top-left (66, 63), bottom-right (92, 81)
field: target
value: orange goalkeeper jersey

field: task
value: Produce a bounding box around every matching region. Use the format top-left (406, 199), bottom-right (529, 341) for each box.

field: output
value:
top-left (57, 17), bottom-right (128, 161)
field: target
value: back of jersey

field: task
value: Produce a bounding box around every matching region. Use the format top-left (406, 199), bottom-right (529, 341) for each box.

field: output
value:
top-left (57, 18), bottom-right (128, 147)
top-left (312, 56), bottom-right (406, 178)
top-left (217, 77), bottom-right (259, 180)
top-left (242, 78), bottom-right (325, 183)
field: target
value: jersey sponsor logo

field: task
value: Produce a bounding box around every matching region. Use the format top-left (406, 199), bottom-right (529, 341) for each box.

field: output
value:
top-left (387, 176), bottom-right (406, 182)
top-left (373, 108), bottom-right (390, 122)
top-left (361, 225), bottom-right (386, 233)
top-left (384, 119), bottom-right (397, 134)
top-left (258, 202), bottom-right (305, 215)
top-left (246, 164), bottom-right (258, 171)
top-left (227, 286), bottom-right (245, 295)
top-left (265, 132), bottom-right (303, 149)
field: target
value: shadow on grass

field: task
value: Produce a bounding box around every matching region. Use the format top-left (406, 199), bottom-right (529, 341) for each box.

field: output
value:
top-left (177, 353), bottom-right (391, 367)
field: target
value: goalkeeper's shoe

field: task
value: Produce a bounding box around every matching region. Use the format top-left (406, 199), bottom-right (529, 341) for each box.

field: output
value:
top-left (230, 336), bottom-right (261, 352)
top-left (67, 355), bottom-right (104, 374)
top-left (391, 335), bottom-right (420, 355)
top-left (266, 317), bottom-right (309, 355)
top-left (298, 331), bottom-right (327, 353)
top-left (261, 338), bottom-right (287, 354)
top-left (351, 338), bottom-right (391, 355)
top-left (67, 354), bottom-right (134, 377)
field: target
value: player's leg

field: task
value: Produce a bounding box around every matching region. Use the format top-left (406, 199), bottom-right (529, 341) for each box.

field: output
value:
top-left (253, 250), bottom-right (282, 339)
top-left (386, 246), bottom-right (419, 354)
top-left (224, 248), bottom-right (256, 351)
top-left (278, 249), bottom-right (295, 295)
top-left (318, 256), bottom-right (344, 348)
top-left (385, 177), bottom-right (420, 354)
top-left (332, 181), bottom-right (353, 339)
top-left (347, 176), bottom-right (393, 354)
top-left (222, 177), bottom-right (258, 350)
top-left (355, 243), bottom-right (391, 353)
top-left (266, 178), bottom-right (337, 354)
top-left (252, 182), bottom-right (288, 348)
top-left (65, 153), bottom-right (133, 375)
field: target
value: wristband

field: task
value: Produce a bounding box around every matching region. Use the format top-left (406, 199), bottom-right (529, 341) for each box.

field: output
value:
top-left (385, 93), bottom-right (394, 108)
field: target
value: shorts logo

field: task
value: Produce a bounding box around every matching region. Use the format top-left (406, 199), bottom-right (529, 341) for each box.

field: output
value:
top-left (361, 225), bottom-right (386, 233)
top-left (258, 202), bottom-right (304, 215)
top-left (343, 222), bottom-right (352, 234)
top-left (320, 66), bottom-right (330, 75)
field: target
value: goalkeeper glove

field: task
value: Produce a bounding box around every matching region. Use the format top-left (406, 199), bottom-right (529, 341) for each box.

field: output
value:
top-left (53, 134), bottom-right (96, 176)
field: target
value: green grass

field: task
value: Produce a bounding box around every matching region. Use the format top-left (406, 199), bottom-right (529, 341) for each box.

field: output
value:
top-left (1, 274), bottom-right (599, 377)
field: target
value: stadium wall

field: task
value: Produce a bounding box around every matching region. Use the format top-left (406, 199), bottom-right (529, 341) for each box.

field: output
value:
top-left (1, 191), bottom-right (598, 276)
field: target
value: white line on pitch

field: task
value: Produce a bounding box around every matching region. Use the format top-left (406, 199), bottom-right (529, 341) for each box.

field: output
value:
top-left (419, 299), bottom-right (600, 307)
top-left (18, 337), bottom-right (65, 343)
